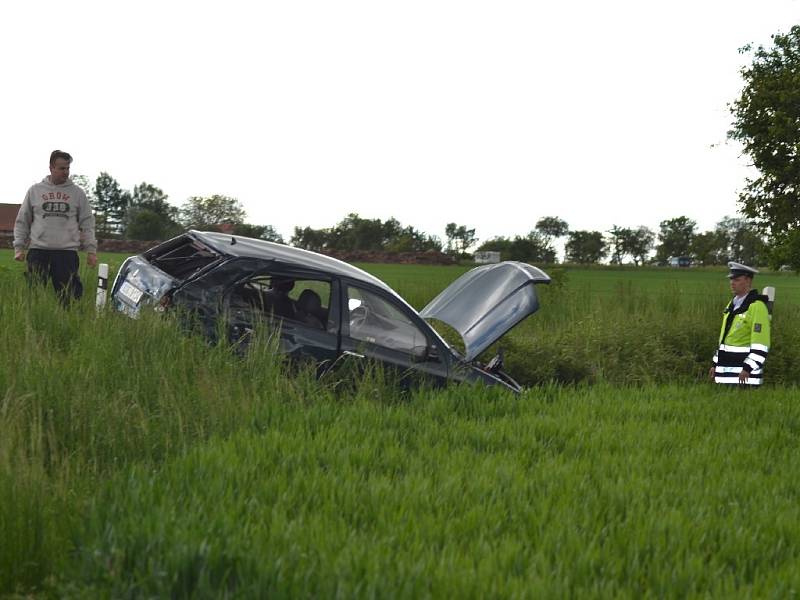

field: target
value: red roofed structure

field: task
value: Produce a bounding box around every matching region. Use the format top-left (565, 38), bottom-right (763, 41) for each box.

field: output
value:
top-left (0, 203), bottom-right (20, 235)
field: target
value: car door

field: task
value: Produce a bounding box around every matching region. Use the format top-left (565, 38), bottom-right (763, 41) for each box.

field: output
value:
top-left (225, 273), bottom-right (341, 369)
top-left (337, 282), bottom-right (450, 388)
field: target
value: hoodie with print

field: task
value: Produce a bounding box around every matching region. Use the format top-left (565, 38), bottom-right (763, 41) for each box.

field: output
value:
top-left (14, 176), bottom-right (97, 254)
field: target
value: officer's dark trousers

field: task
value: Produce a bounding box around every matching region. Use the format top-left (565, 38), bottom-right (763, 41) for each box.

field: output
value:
top-left (26, 249), bottom-right (84, 305)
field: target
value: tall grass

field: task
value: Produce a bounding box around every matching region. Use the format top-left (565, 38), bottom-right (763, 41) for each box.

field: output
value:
top-left (0, 274), bottom-right (293, 593)
top-left (358, 262), bottom-right (800, 386)
top-left (58, 385), bottom-right (800, 597)
top-left (501, 273), bottom-right (800, 386)
top-left (2, 260), bottom-right (800, 596)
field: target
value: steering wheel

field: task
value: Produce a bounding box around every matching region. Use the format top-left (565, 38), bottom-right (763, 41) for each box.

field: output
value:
top-left (349, 305), bottom-right (369, 331)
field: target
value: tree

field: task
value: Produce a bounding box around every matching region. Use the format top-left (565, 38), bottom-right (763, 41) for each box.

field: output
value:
top-left (535, 216), bottom-right (569, 241)
top-left (445, 223), bottom-right (478, 256)
top-left (131, 183), bottom-right (175, 217)
top-left (329, 213), bottom-right (386, 251)
top-left (477, 232), bottom-right (555, 263)
top-left (179, 195), bottom-right (246, 230)
top-left (291, 226), bottom-right (331, 252)
top-left (655, 216), bottom-right (696, 264)
top-left (125, 208), bottom-right (182, 241)
top-left (233, 223), bottom-right (285, 243)
top-left (770, 228), bottom-right (800, 272)
top-left (623, 227), bottom-right (655, 266)
top-left (289, 214), bottom-right (441, 254)
top-left (125, 182), bottom-right (180, 240)
top-left (511, 232), bottom-right (556, 263)
top-left (71, 174), bottom-right (95, 205)
top-left (729, 26), bottom-right (800, 267)
top-left (607, 225), bottom-right (632, 264)
top-left (535, 216), bottom-right (568, 261)
top-left (714, 216), bottom-right (767, 266)
top-left (384, 225), bottom-right (442, 253)
top-left (94, 172), bottom-right (131, 237)
top-left (564, 230), bottom-right (608, 264)
top-left (690, 230), bottom-right (728, 266)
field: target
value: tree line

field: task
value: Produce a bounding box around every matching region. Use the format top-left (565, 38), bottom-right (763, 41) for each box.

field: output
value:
top-left (475, 215), bottom-right (766, 266)
top-left (71, 174), bottom-right (284, 243)
top-left (76, 172), bottom-right (767, 266)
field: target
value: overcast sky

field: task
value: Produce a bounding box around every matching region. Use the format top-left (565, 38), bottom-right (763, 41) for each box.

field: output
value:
top-left (2, 0), bottom-right (798, 246)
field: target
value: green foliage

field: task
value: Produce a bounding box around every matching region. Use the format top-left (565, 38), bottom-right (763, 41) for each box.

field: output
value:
top-left (607, 225), bottom-right (655, 265)
top-left (627, 226), bottom-right (656, 265)
top-left (535, 215), bottom-right (569, 240)
top-left (690, 229), bottom-right (728, 266)
top-left (729, 25), bottom-right (800, 268)
top-left (607, 225), bottom-right (627, 264)
top-left (131, 182), bottom-right (172, 215)
top-left (477, 231), bottom-right (556, 263)
top-left (331, 213), bottom-right (386, 251)
top-left (688, 217), bottom-right (768, 267)
top-left (124, 208), bottom-right (182, 240)
top-left (291, 225), bottom-right (330, 252)
top-left (178, 194), bottom-right (246, 230)
top-left (93, 172), bottom-right (131, 237)
top-left (715, 216), bottom-right (768, 265)
top-left (290, 214), bottom-right (442, 253)
top-left (564, 230), bottom-right (608, 264)
top-left (70, 174), bottom-right (95, 205)
top-left (123, 182), bottom-right (181, 240)
top-left (769, 228), bottom-right (800, 272)
top-left (233, 223), bottom-right (284, 243)
top-left (445, 222), bottom-right (478, 256)
top-left (655, 216), bottom-right (697, 264)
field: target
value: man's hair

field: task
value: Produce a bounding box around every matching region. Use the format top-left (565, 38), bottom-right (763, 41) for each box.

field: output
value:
top-left (50, 150), bottom-right (73, 166)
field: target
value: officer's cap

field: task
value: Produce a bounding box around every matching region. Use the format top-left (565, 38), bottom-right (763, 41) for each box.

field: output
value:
top-left (727, 261), bottom-right (758, 279)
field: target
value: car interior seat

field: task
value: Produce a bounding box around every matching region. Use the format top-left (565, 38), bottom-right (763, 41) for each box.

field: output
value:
top-left (296, 289), bottom-right (325, 329)
top-left (265, 278), bottom-right (296, 319)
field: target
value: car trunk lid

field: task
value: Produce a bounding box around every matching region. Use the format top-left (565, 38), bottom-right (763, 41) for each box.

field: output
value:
top-left (419, 261), bottom-right (550, 361)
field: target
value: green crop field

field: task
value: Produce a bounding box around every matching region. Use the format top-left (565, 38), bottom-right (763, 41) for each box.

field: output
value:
top-left (2, 248), bottom-right (799, 597)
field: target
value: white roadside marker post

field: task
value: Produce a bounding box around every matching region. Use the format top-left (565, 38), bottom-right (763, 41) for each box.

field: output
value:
top-left (763, 285), bottom-right (775, 315)
top-left (96, 263), bottom-right (109, 311)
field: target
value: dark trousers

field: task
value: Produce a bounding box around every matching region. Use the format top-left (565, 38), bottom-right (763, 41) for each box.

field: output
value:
top-left (26, 249), bottom-right (84, 304)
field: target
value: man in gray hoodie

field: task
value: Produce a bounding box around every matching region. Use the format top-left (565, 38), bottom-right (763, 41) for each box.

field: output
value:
top-left (14, 150), bottom-right (97, 303)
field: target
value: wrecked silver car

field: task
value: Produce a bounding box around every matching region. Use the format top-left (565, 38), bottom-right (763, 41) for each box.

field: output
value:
top-left (110, 231), bottom-right (550, 392)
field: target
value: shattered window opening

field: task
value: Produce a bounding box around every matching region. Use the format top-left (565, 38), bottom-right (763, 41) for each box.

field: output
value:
top-left (149, 241), bottom-right (221, 280)
top-left (230, 275), bottom-right (333, 332)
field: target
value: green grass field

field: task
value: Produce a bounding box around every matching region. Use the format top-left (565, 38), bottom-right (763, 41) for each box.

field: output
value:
top-left (1, 248), bottom-right (799, 597)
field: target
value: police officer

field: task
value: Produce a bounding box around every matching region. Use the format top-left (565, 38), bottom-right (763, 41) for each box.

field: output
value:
top-left (709, 262), bottom-right (771, 386)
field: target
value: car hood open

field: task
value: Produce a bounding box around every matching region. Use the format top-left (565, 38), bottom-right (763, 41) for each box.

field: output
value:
top-left (419, 261), bottom-right (550, 361)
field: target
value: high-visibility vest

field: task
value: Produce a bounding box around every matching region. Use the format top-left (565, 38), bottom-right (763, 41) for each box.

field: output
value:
top-left (713, 289), bottom-right (771, 385)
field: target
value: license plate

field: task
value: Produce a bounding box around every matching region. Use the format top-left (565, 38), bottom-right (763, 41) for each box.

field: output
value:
top-left (119, 280), bottom-right (145, 305)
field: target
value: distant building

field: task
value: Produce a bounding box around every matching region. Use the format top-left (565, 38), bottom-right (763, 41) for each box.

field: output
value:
top-left (0, 203), bottom-right (20, 235)
top-left (474, 250), bottom-right (501, 264)
top-left (668, 256), bottom-right (692, 268)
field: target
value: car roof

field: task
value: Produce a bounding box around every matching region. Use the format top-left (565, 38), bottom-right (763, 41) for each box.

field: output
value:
top-left (190, 230), bottom-right (392, 292)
